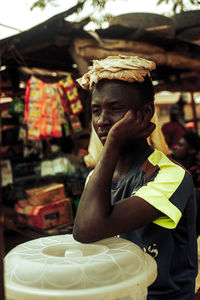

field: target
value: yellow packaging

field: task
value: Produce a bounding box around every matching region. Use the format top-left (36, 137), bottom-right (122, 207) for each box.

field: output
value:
top-left (26, 183), bottom-right (66, 206)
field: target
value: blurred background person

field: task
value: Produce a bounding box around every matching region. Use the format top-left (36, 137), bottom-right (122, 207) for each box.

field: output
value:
top-left (172, 131), bottom-right (200, 183)
top-left (171, 131), bottom-right (200, 236)
top-left (162, 94), bottom-right (187, 150)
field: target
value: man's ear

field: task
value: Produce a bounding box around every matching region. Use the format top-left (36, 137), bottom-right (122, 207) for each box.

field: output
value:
top-left (143, 102), bottom-right (155, 121)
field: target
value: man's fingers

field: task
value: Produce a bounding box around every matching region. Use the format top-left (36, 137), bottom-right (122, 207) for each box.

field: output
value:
top-left (124, 109), bottom-right (132, 118)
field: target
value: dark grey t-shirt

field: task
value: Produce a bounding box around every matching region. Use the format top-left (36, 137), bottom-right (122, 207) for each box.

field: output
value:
top-left (111, 147), bottom-right (198, 300)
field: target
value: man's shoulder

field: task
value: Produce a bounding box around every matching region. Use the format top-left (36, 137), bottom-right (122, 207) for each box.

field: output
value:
top-left (142, 148), bottom-right (191, 181)
top-left (145, 148), bottom-right (176, 168)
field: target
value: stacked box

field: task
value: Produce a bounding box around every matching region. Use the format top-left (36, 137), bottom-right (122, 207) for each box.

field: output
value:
top-left (26, 183), bottom-right (66, 206)
top-left (15, 198), bottom-right (74, 229)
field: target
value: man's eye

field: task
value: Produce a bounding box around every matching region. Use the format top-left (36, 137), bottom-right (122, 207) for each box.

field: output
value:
top-left (92, 108), bottom-right (100, 114)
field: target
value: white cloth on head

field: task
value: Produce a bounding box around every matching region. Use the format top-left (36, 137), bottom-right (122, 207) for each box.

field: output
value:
top-left (77, 55), bottom-right (156, 90)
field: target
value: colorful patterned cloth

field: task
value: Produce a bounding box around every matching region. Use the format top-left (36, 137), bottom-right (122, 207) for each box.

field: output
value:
top-left (59, 75), bottom-right (83, 115)
top-left (25, 75), bottom-right (83, 140)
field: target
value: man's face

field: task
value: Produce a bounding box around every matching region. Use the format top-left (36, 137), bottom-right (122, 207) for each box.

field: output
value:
top-left (91, 80), bottom-right (143, 144)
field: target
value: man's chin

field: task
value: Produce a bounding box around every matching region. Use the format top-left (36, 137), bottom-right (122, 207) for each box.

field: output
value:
top-left (100, 136), bottom-right (107, 144)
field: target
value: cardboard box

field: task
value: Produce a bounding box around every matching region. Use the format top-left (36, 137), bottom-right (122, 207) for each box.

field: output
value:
top-left (26, 183), bottom-right (66, 206)
top-left (15, 198), bottom-right (74, 229)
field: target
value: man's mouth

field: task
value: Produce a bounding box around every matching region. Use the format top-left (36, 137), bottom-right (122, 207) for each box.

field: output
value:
top-left (98, 132), bottom-right (108, 141)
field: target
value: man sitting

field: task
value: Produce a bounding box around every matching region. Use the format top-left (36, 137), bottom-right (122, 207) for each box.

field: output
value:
top-left (73, 55), bottom-right (197, 300)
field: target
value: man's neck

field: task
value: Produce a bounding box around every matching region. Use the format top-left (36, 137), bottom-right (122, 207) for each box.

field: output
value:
top-left (113, 140), bottom-right (149, 182)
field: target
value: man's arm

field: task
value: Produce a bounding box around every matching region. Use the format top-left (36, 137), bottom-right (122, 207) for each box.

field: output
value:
top-left (73, 139), bottom-right (161, 243)
top-left (73, 111), bottom-right (161, 243)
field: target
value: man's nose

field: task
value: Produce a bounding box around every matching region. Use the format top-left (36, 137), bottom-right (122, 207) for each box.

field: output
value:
top-left (97, 111), bottom-right (110, 126)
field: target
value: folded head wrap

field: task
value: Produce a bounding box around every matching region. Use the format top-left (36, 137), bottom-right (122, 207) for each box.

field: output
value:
top-left (77, 55), bottom-right (170, 167)
top-left (77, 55), bottom-right (156, 90)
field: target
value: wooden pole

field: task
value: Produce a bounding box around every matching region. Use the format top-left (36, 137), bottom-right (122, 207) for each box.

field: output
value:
top-left (190, 92), bottom-right (198, 133)
top-left (0, 211), bottom-right (5, 300)
top-left (0, 52), bottom-right (5, 300)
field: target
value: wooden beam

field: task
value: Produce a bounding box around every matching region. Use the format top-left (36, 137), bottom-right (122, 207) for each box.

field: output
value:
top-left (190, 92), bottom-right (198, 133)
top-left (0, 213), bottom-right (5, 300)
top-left (154, 77), bottom-right (200, 93)
top-left (20, 66), bottom-right (71, 77)
top-left (73, 38), bottom-right (200, 71)
top-left (0, 109), bottom-right (5, 300)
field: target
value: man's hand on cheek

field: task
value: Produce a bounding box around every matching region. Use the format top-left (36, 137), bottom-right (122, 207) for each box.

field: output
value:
top-left (134, 110), bottom-right (156, 139)
top-left (108, 109), bottom-right (155, 145)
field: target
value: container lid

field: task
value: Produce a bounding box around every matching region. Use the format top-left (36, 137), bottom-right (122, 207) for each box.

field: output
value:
top-left (4, 234), bottom-right (157, 300)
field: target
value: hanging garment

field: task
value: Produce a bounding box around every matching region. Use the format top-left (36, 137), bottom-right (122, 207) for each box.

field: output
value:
top-left (25, 76), bottom-right (65, 140)
top-left (57, 75), bottom-right (83, 134)
top-left (59, 75), bottom-right (83, 115)
top-left (25, 75), bottom-right (83, 140)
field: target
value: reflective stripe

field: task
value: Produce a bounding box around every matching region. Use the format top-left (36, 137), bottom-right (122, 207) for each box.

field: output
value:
top-left (135, 149), bottom-right (185, 229)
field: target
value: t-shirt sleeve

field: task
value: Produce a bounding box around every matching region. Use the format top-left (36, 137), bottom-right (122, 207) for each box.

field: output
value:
top-left (134, 164), bottom-right (194, 229)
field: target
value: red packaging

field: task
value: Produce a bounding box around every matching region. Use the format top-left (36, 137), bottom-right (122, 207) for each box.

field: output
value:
top-left (15, 198), bottom-right (73, 229)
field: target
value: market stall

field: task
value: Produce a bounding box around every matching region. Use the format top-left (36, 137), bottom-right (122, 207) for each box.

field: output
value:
top-left (1, 7), bottom-right (200, 253)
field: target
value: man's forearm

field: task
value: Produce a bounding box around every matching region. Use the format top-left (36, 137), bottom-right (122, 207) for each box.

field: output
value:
top-left (73, 137), bottom-right (119, 242)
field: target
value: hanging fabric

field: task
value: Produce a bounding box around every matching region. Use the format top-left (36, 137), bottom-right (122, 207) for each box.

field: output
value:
top-left (69, 115), bottom-right (83, 133)
top-left (57, 75), bottom-right (83, 134)
top-left (24, 75), bottom-right (83, 140)
top-left (58, 75), bottom-right (83, 115)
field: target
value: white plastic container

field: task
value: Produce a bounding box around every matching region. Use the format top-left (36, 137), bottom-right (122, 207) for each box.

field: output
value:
top-left (4, 234), bottom-right (157, 300)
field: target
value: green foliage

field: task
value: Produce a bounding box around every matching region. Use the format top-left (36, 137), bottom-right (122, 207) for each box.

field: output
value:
top-left (30, 0), bottom-right (57, 10)
top-left (30, 0), bottom-right (199, 15)
top-left (89, 0), bottom-right (107, 9)
top-left (157, 0), bottom-right (200, 13)
top-left (30, 0), bottom-right (116, 27)
top-left (30, 0), bottom-right (115, 11)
